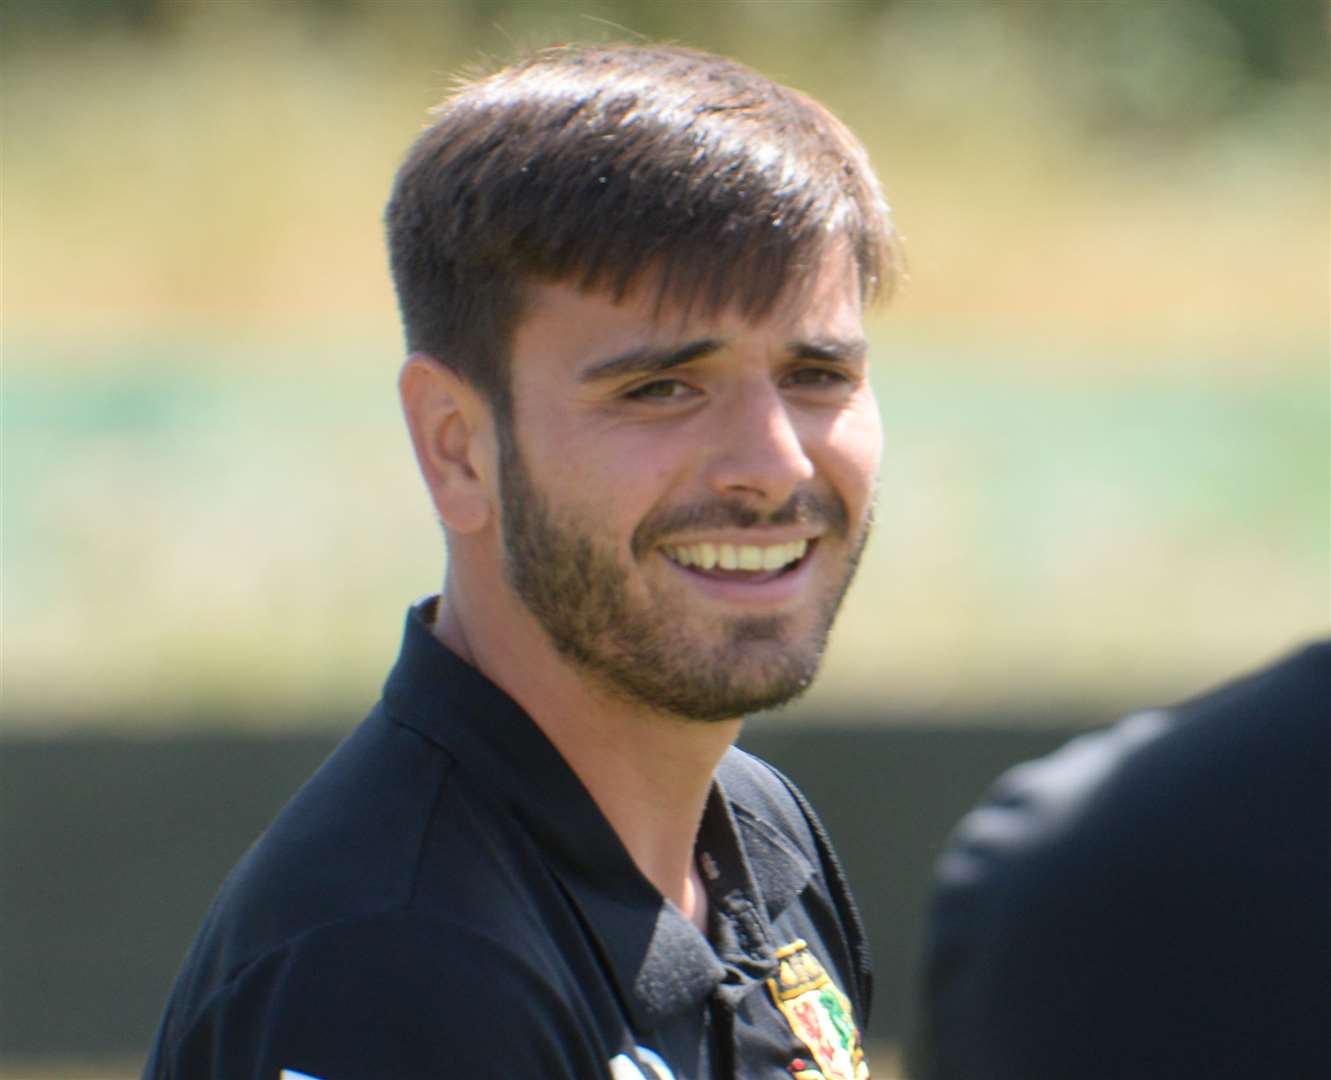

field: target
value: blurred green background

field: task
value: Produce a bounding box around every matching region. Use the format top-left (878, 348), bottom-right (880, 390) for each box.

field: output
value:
top-left (2, 0), bottom-right (1328, 1073)
top-left (4, 0), bottom-right (1328, 728)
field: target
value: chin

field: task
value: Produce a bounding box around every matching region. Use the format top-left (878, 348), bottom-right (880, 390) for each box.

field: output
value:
top-left (646, 642), bottom-right (826, 723)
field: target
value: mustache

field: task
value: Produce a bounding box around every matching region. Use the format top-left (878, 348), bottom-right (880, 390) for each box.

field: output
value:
top-left (632, 489), bottom-right (849, 558)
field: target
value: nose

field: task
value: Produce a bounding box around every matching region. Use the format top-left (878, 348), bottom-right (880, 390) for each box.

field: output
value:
top-left (704, 381), bottom-right (815, 507)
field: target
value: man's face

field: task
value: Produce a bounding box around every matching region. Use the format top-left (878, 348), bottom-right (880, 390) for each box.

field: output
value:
top-left (496, 255), bottom-right (882, 721)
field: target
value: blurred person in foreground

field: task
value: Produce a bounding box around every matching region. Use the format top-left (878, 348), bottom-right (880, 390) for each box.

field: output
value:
top-left (914, 639), bottom-right (1331, 1079)
top-left (145, 42), bottom-right (895, 1080)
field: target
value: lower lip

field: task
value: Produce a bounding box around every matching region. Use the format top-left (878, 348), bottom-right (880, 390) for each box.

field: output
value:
top-left (660, 545), bottom-right (818, 607)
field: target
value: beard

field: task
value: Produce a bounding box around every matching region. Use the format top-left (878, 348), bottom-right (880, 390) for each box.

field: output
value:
top-left (496, 424), bottom-right (871, 722)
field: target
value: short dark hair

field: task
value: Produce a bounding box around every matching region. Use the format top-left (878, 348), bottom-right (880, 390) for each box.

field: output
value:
top-left (385, 42), bottom-right (897, 415)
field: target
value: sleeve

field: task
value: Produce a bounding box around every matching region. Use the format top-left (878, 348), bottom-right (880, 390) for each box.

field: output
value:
top-left (154, 914), bottom-right (610, 1080)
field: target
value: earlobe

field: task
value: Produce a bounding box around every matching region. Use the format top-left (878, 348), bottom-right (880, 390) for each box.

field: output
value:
top-left (398, 353), bottom-right (494, 534)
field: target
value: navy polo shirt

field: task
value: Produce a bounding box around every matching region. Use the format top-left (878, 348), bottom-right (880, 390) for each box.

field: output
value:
top-left (144, 601), bottom-right (874, 1079)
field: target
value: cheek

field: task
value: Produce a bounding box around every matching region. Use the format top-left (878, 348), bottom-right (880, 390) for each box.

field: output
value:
top-left (823, 402), bottom-right (883, 506)
top-left (545, 432), bottom-right (681, 536)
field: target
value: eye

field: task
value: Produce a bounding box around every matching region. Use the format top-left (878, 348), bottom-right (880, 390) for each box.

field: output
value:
top-left (625, 378), bottom-right (696, 401)
top-left (784, 366), bottom-right (851, 389)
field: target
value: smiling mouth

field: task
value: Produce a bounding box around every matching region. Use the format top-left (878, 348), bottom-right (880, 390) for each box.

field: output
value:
top-left (662, 539), bottom-right (810, 577)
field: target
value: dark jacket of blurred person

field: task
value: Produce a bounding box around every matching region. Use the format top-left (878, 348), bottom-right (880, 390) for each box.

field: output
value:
top-left (915, 640), bottom-right (1331, 1080)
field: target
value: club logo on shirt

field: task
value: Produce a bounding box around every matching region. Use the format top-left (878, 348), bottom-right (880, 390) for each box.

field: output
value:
top-left (767, 940), bottom-right (869, 1080)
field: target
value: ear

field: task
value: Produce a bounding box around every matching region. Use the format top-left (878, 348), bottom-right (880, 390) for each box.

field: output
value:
top-left (398, 353), bottom-right (495, 534)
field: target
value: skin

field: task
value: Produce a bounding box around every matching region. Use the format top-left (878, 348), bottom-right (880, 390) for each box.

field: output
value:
top-left (399, 251), bottom-right (882, 929)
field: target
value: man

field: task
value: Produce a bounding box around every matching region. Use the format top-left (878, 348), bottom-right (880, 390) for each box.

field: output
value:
top-left (914, 640), bottom-right (1331, 1079)
top-left (145, 42), bottom-right (895, 1079)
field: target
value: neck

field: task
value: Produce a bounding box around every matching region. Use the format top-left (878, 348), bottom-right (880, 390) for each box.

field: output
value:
top-left (433, 563), bottom-right (739, 926)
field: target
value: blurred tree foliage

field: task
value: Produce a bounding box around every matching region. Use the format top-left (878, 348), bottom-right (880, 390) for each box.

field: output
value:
top-left (6, 0), bottom-right (1327, 115)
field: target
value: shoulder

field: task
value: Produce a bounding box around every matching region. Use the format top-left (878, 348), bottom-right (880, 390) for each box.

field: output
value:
top-left (198, 711), bottom-right (457, 962)
top-left (1182, 637), bottom-right (1331, 722)
top-left (937, 638), bottom-right (1331, 884)
top-left (155, 706), bottom-right (564, 1067)
top-left (149, 912), bottom-right (608, 1079)
top-left (918, 641), bottom-right (1331, 1080)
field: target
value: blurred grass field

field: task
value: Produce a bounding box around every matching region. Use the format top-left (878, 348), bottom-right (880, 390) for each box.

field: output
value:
top-left (4, 329), bottom-right (1326, 726)
top-left (3, 0), bottom-right (1328, 731)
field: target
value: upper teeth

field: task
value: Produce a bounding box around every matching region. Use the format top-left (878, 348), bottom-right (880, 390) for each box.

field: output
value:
top-left (664, 540), bottom-right (809, 572)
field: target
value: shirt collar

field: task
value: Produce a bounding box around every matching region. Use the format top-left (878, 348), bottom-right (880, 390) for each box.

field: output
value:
top-left (381, 599), bottom-right (814, 1028)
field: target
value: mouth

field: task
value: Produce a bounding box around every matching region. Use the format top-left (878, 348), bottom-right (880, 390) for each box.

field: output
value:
top-left (661, 539), bottom-right (812, 580)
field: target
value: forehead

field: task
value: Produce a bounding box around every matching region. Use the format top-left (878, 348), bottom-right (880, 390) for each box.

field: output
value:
top-left (512, 252), bottom-right (864, 374)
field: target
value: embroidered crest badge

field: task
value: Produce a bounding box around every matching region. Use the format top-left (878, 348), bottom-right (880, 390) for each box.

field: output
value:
top-left (767, 940), bottom-right (870, 1080)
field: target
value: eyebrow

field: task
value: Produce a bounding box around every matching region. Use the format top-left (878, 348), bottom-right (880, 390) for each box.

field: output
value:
top-left (579, 335), bottom-right (869, 384)
top-left (788, 337), bottom-right (870, 365)
top-left (579, 339), bottom-right (724, 383)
